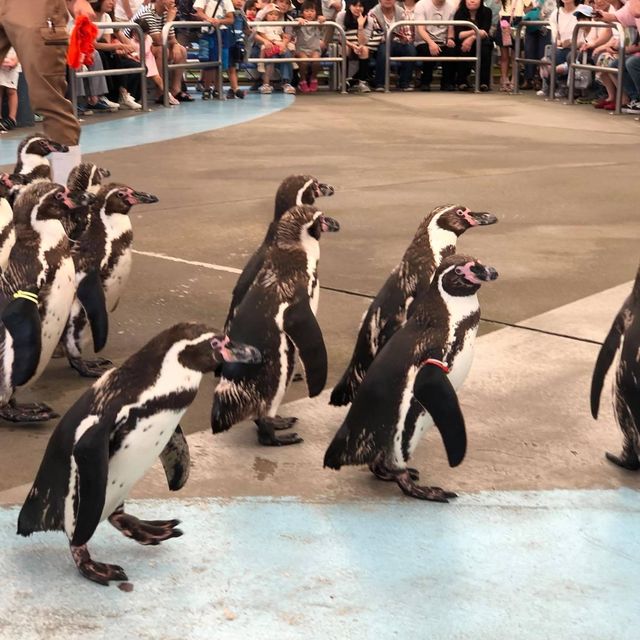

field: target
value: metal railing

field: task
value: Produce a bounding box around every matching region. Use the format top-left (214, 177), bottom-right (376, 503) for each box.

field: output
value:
top-left (385, 21), bottom-right (482, 93)
top-left (567, 21), bottom-right (626, 114)
top-left (512, 20), bottom-right (557, 98)
top-left (247, 21), bottom-right (348, 93)
top-left (70, 22), bottom-right (147, 114)
top-left (162, 20), bottom-right (224, 105)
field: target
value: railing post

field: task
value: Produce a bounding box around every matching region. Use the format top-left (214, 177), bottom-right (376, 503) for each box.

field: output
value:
top-left (340, 28), bottom-right (348, 94)
top-left (216, 28), bottom-right (224, 100)
top-left (162, 23), bottom-right (171, 107)
top-left (138, 25), bottom-right (148, 112)
top-left (384, 36), bottom-right (391, 93)
top-left (69, 66), bottom-right (78, 117)
top-left (512, 23), bottom-right (523, 95)
top-left (614, 23), bottom-right (625, 115)
top-left (567, 23), bottom-right (579, 105)
top-left (473, 24), bottom-right (480, 93)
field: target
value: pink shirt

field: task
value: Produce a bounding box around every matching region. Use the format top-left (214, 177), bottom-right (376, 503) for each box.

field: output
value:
top-left (615, 4), bottom-right (640, 31)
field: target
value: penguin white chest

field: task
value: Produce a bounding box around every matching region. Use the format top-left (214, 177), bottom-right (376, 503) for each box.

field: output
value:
top-left (301, 233), bottom-right (320, 315)
top-left (0, 199), bottom-right (14, 269)
top-left (101, 408), bottom-right (186, 520)
top-left (104, 246), bottom-right (132, 312)
top-left (29, 257), bottom-right (76, 385)
top-left (269, 303), bottom-right (292, 415)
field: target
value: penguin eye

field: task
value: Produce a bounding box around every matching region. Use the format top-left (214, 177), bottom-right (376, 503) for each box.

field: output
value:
top-left (456, 210), bottom-right (465, 217)
top-left (117, 190), bottom-right (127, 198)
top-left (55, 192), bottom-right (65, 201)
top-left (454, 267), bottom-right (464, 276)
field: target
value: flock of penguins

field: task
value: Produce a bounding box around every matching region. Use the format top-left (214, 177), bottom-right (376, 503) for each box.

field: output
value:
top-left (0, 134), bottom-right (637, 588)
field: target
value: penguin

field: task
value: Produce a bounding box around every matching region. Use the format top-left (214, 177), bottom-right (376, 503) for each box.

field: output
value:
top-left (224, 175), bottom-right (335, 330)
top-left (61, 183), bottom-right (158, 378)
top-left (590, 261), bottom-right (640, 470)
top-left (330, 205), bottom-right (497, 407)
top-left (212, 204), bottom-right (340, 446)
top-left (13, 134), bottom-right (69, 184)
top-left (0, 182), bottom-right (100, 423)
top-left (63, 163), bottom-right (111, 240)
top-left (0, 174), bottom-right (16, 270)
top-left (17, 323), bottom-right (261, 586)
top-left (324, 254), bottom-right (498, 501)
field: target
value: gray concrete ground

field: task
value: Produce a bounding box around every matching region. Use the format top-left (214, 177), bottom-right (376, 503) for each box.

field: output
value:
top-left (1, 91), bottom-right (639, 501)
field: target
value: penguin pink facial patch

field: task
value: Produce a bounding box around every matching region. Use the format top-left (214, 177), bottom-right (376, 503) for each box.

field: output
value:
top-left (210, 336), bottom-right (233, 362)
top-left (124, 190), bottom-right (139, 206)
top-left (456, 262), bottom-right (483, 284)
top-left (459, 208), bottom-right (478, 226)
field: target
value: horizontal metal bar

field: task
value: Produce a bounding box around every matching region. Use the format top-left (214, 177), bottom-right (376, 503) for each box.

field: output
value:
top-left (166, 61), bottom-right (221, 70)
top-left (514, 58), bottom-right (550, 66)
top-left (570, 62), bottom-right (620, 74)
top-left (76, 67), bottom-right (144, 78)
top-left (389, 56), bottom-right (478, 62)
top-left (246, 57), bottom-right (343, 64)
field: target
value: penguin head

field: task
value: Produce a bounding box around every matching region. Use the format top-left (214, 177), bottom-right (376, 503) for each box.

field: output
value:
top-left (274, 175), bottom-right (334, 220)
top-left (13, 182), bottom-right (94, 227)
top-left (275, 205), bottom-right (340, 245)
top-left (17, 135), bottom-right (68, 159)
top-left (431, 204), bottom-right (498, 236)
top-left (67, 163), bottom-right (111, 195)
top-left (178, 332), bottom-right (262, 372)
top-left (436, 254), bottom-right (499, 296)
top-left (100, 184), bottom-right (159, 214)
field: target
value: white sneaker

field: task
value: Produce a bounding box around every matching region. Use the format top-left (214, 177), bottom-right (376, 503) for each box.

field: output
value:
top-left (101, 96), bottom-right (120, 110)
top-left (357, 81), bottom-right (371, 93)
top-left (536, 89), bottom-right (546, 96)
top-left (119, 92), bottom-right (142, 110)
top-left (259, 84), bottom-right (273, 94)
top-left (622, 100), bottom-right (640, 114)
top-left (282, 83), bottom-right (296, 94)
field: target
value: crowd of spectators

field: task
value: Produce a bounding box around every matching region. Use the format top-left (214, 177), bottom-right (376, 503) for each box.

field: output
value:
top-left (1, 0), bottom-right (639, 132)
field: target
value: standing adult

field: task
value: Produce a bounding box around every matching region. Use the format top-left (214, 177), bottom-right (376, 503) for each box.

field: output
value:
top-left (0, 0), bottom-right (95, 182)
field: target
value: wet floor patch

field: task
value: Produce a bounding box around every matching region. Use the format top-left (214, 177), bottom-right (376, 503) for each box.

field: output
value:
top-left (1, 489), bottom-right (638, 639)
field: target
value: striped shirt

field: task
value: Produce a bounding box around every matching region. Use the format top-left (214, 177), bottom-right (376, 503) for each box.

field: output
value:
top-left (130, 4), bottom-right (176, 38)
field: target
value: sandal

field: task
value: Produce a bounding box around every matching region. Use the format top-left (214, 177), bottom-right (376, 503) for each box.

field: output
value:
top-left (175, 91), bottom-right (194, 102)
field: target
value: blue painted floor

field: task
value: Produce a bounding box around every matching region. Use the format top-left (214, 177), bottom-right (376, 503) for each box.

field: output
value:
top-left (0, 93), bottom-right (293, 165)
top-left (1, 490), bottom-right (639, 639)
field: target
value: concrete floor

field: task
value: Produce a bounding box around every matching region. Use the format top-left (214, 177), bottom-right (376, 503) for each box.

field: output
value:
top-left (0, 90), bottom-right (639, 637)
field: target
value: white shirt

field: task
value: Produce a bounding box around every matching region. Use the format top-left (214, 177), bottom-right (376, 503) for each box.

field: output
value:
top-left (115, 0), bottom-right (145, 21)
top-left (413, 0), bottom-right (455, 44)
top-left (194, 0), bottom-right (235, 19)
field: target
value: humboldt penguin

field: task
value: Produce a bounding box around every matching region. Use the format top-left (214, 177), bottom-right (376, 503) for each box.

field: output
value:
top-left (212, 205), bottom-right (339, 446)
top-left (61, 184), bottom-right (158, 377)
top-left (591, 261), bottom-right (640, 470)
top-left (0, 174), bottom-right (16, 269)
top-left (330, 205), bottom-right (497, 407)
top-left (13, 134), bottom-right (68, 183)
top-left (324, 254), bottom-right (498, 501)
top-left (0, 182), bottom-right (99, 422)
top-left (17, 323), bottom-right (261, 585)
top-left (224, 175), bottom-right (335, 329)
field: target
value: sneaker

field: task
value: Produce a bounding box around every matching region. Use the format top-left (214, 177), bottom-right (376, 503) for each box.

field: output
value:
top-left (259, 84), bottom-right (273, 94)
top-left (234, 89), bottom-right (246, 99)
top-left (554, 87), bottom-right (568, 99)
top-left (100, 96), bottom-right (120, 110)
top-left (622, 100), bottom-right (640, 114)
top-left (309, 79), bottom-right (318, 92)
top-left (92, 98), bottom-right (118, 113)
top-left (282, 83), bottom-right (296, 94)
top-left (399, 85), bottom-right (414, 92)
top-left (536, 89), bottom-right (547, 96)
top-left (0, 117), bottom-right (17, 131)
top-left (480, 84), bottom-right (490, 92)
top-left (299, 80), bottom-right (309, 93)
top-left (357, 80), bottom-right (371, 93)
top-left (374, 86), bottom-right (385, 92)
top-left (226, 88), bottom-right (236, 99)
top-left (119, 92), bottom-right (142, 110)
top-left (77, 105), bottom-right (93, 117)
top-left (202, 88), bottom-right (212, 100)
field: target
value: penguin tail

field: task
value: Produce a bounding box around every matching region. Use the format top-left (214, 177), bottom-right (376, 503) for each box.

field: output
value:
top-left (329, 368), bottom-right (360, 407)
top-left (323, 423), bottom-right (351, 470)
top-left (17, 488), bottom-right (63, 536)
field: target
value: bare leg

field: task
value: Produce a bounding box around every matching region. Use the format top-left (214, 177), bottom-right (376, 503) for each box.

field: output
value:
top-left (70, 543), bottom-right (128, 586)
top-left (108, 505), bottom-right (183, 545)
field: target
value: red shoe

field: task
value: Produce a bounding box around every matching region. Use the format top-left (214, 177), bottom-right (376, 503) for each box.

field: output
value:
top-left (299, 80), bottom-right (309, 93)
top-left (603, 101), bottom-right (616, 110)
top-left (593, 98), bottom-right (610, 109)
top-left (309, 79), bottom-right (318, 92)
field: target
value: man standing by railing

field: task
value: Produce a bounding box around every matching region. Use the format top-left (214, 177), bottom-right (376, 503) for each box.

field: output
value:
top-left (0, 0), bottom-right (95, 182)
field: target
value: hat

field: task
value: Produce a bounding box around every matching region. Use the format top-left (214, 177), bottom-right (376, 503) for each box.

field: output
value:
top-left (256, 3), bottom-right (281, 20)
top-left (573, 5), bottom-right (594, 18)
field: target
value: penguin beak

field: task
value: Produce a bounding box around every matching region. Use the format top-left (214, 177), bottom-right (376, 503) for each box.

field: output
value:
top-left (315, 182), bottom-right (335, 197)
top-left (210, 336), bottom-right (262, 364)
top-left (470, 211), bottom-right (498, 226)
top-left (471, 263), bottom-right (499, 282)
top-left (320, 215), bottom-right (340, 233)
top-left (0, 173), bottom-right (13, 188)
top-left (68, 190), bottom-right (96, 207)
top-left (128, 190), bottom-right (159, 205)
top-left (46, 141), bottom-right (69, 154)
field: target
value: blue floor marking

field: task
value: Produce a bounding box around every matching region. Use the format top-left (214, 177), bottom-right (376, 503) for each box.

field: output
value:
top-left (0, 94), bottom-right (294, 166)
top-left (1, 489), bottom-right (639, 639)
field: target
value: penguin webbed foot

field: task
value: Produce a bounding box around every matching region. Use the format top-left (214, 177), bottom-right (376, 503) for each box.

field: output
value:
top-left (0, 400), bottom-right (59, 423)
top-left (70, 544), bottom-right (128, 586)
top-left (108, 510), bottom-right (183, 545)
top-left (255, 418), bottom-right (303, 446)
top-left (68, 357), bottom-right (113, 378)
top-left (605, 451), bottom-right (640, 471)
top-left (395, 470), bottom-right (457, 502)
top-left (370, 460), bottom-right (420, 482)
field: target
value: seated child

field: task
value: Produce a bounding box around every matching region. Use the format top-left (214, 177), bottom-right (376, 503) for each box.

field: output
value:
top-left (255, 3), bottom-right (296, 93)
top-left (0, 48), bottom-right (19, 132)
top-left (296, 0), bottom-right (324, 92)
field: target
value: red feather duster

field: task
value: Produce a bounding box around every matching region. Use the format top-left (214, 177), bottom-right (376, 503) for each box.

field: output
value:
top-left (67, 15), bottom-right (99, 70)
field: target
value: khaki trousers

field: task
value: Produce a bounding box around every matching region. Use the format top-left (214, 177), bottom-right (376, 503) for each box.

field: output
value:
top-left (0, 0), bottom-right (80, 146)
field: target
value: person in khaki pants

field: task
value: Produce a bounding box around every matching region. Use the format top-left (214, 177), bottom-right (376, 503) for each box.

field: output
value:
top-left (0, 0), bottom-right (95, 182)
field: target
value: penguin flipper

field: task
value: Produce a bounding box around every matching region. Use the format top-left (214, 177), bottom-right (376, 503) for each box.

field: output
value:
top-left (591, 299), bottom-right (629, 419)
top-left (76, 270), bottom-right (109, 353)
top-left (413, 364), bottom-right (467, 468)
top-left (70, 418), bottom-right (111, 546)
top-left (224, 247), bottom-right (266, 331)
top-left (1, 291), bottom-right (42, 387)
top-left (284, 297), bottom-right (327, 397)
top-left (160, 425), bottom-right (190, 491)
